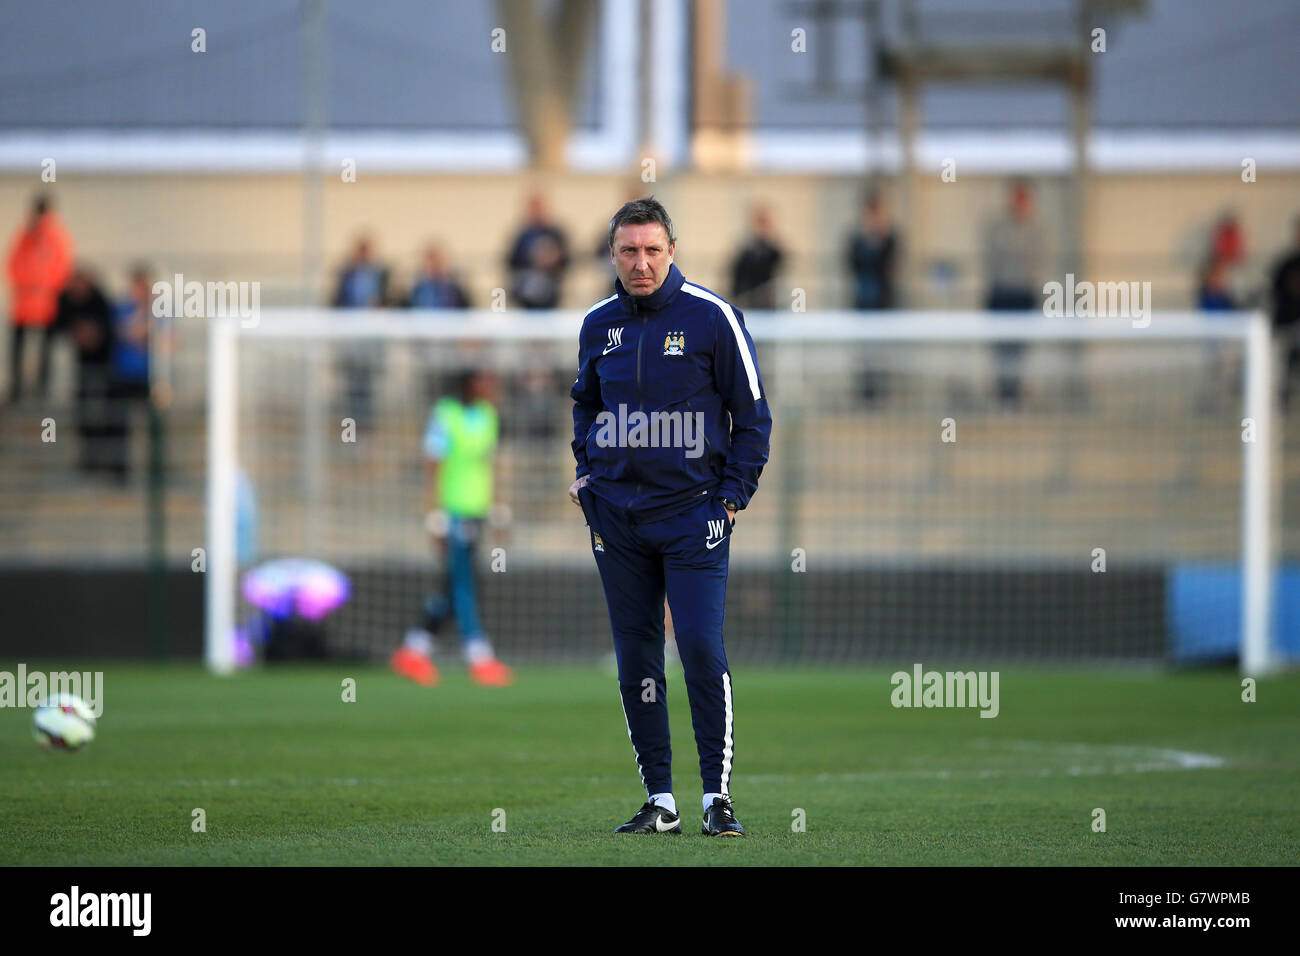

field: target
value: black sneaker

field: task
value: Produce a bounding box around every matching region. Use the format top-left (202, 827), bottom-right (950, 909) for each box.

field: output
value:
top-left (701, 796), bottom-right (745, 837)
top-left (615, 801), bottom-right (682, 834)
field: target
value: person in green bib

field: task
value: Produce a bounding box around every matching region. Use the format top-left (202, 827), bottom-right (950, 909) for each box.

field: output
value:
top-left (391, 368), bottom-right (514, 687)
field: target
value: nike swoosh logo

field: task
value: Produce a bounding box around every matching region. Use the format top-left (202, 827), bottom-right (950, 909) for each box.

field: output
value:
top-left (655, 815), bottom-right (679, 832)
top-left (601, 344), bottom-right (621, 355)
top-left (705, 538), bottom-right (726, 550)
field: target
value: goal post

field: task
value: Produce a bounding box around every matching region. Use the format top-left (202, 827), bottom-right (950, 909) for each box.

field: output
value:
top-left (205, 313), bottom-right (238, 676)
top-left (1241, 311), bottom-right (1277, 676)
top-left (205, 308), bottom-right (1282, 674)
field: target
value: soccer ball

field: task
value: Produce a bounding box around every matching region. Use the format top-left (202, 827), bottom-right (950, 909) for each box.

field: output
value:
top-left (32, 694), bottom-right (97, 751)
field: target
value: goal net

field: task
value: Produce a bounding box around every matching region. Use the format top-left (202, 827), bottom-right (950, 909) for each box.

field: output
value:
top-left (205, 309), bottom-right (1282, 672)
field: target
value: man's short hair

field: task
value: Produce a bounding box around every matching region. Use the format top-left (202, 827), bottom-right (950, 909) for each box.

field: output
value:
top-left (455, 367), bottom-right (484, 403)
top-left (607, 197), bottom-right (676, 250)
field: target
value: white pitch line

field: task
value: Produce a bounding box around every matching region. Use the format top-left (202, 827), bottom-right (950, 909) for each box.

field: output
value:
top-left (969, 739), bottom-right (1227, 769)
top-left (17, 743), bottom-right (1227, 791)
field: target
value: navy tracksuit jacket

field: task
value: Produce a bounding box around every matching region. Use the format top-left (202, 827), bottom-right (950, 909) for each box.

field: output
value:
top-left (571, 263), bottom-right (772, 797)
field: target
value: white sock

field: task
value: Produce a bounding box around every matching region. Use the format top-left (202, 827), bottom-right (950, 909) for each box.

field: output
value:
top-left (703, 792), bottom-right (726, 812)
top-left (649, 792), bottom-right (677, 815)
top-left (403, 628), bottom-right (433, 657)
top-left (463, 636), bottom-right (494, 664)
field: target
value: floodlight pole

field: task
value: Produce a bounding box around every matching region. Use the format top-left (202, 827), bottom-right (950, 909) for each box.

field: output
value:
top-left (301, 0), bottom-right (327, 554)
top-left (301, 0), bottom-right (326, 306)
top-left (1068, 4), bottom-right (1092, 279)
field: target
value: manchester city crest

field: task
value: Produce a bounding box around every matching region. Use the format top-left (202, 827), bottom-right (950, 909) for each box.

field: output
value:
top-left (663, 331), bottom-right (686, 356)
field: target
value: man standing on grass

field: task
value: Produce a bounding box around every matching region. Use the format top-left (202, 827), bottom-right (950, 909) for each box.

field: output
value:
top-left (569, 198), bottom-right (771, 837)
top-left (391, 368), bottom-right (514, 688)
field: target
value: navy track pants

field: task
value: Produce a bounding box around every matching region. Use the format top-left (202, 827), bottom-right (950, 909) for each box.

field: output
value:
top-left (579, 485), bottom-right (735, 797)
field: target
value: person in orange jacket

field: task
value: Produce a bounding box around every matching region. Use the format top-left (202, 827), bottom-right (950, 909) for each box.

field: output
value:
top-left (7, 194), bottom-right (73, 403)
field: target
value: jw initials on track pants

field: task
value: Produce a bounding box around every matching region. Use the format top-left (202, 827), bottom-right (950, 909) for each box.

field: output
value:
top-left (578, 485), bottom-right (735, 797)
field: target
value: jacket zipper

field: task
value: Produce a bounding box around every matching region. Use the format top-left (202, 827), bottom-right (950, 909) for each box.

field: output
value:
top-left (631, 297), bottom-right (646, 509)
top-left (684, 398), bottom-right (712, 456)
top-left (684, 397), bottom-right (716, 501)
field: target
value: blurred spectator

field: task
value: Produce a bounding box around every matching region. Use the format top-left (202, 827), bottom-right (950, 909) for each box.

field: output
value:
top-left (53, 265), bottom-right (115, 474)
top-left (105, 264), bottom-right (156, 483)
top-left (333, 234), bottom-right (389, 308)
top-left (6, 194), bottom-right (73, 404)
top-left (1197, 256), bottom-right (1237, 312)
top-left (983, 179), bottom-right (1045, 406)
top-left (730, 205), bottom-right (784, 310)
top-left (507, 193), bottom-right (569, 309)
top-left (845, 189), bottom-right (900, 406)
top-left (332, 235), bottom-right (389, 428)
top-left (407, 244), bottom-right (469, 309)
top-left (1270, 216), bottom-right (1300, 408)
top-left (846, 189), bottom-right (899, 310)
top-left (407, 243), bottom-right (471, 406)
top-left (1196, 256), bottom-right (1239, 411)
top-left (1210, 211), bottom-right (1246, 268)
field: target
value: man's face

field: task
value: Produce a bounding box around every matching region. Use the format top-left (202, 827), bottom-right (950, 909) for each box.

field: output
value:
top-left (466, 371), bottom-right (497, 404)
top-left (611, 222), bottom-right (674, 297)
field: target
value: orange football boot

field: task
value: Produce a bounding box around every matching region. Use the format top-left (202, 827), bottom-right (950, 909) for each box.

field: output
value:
top-left (468, 657), bottom-right (514, 687)
top-left (390, 647), bottom-right (439, 686)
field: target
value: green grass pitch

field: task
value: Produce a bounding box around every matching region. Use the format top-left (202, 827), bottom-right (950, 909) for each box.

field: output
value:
top-left (2, 662), bottom-right (1298, 866)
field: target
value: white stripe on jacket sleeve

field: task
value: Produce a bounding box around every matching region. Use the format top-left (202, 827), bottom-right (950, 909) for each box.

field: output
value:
top-left (681, 283), bottom-right (762, 402)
